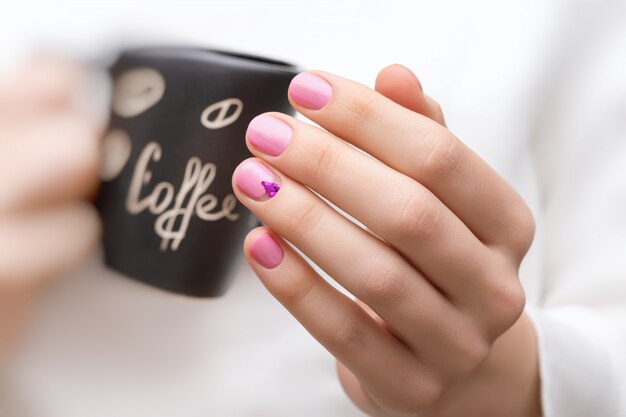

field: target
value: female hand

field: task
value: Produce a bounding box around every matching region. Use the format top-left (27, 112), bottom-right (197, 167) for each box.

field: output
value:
top-left (0, 56), bottom-right (104, 360)
top-left (231, 65), bottom-right (540, 416)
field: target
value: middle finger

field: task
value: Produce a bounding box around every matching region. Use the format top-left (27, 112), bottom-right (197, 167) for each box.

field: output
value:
top-left (232, 158), bottom-right (487, 379)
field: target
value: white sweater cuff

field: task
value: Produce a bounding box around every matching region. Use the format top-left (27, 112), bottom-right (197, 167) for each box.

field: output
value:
top-left (524, 305), bottom-right (624, 417)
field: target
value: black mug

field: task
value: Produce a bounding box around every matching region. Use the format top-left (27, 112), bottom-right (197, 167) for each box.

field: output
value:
top-left (95, 47), bottom-right (301, 297)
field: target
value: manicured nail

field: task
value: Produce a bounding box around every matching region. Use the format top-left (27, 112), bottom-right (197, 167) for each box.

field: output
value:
top-left (247, 114), bottom-right (292, 156)
top-left (288, 72), bottom-right (332, 110)
top-left (250, 233), bottom-right (284, 269)
top-left (235, 159), bottom-right (281, 200)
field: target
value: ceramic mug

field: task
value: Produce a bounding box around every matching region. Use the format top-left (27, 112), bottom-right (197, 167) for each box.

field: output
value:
top-left (95, 46), bottom-right (301, 297)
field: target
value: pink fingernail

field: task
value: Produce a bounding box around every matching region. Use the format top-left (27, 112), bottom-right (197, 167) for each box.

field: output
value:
top-left (288, 72), bottom-right (332, 110)
top-left (235, 159), bottom-right (281, 200)
top-left (247, 114), bottom-right (292, 156)
top-left (250, 233), bottom-right (284, 269)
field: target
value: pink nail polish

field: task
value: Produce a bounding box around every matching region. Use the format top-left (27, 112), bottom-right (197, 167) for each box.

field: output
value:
top-left (247, 114), bottom-right (292, 156)
top-left (288, 72), bottom-right (332, 110)
top-left (250, 233), bottom-right (284, 269)
top-left (235, 159), bottom-right (281, 200)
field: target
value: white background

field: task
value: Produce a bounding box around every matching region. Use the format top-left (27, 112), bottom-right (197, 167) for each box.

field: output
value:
top-left (1, 1), bottom-right (625, 416)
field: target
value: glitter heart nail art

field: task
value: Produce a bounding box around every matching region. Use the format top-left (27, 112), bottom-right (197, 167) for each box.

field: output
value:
top-left (261, 181), bottom-right (280, 198)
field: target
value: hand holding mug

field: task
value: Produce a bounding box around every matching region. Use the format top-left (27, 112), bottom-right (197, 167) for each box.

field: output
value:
top-left (234, 65), bottom-right (540, 416)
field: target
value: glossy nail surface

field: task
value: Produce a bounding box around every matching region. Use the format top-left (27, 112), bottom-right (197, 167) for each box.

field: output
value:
top-left (247, 114), bottom-right (292, 156)
top-left (250, 233), bottom-right (284, 269)
top-left (288, 72), bottom-right (332, 110)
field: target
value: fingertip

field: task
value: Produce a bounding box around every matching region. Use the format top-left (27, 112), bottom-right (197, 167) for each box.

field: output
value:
top-left (392, 63), bottom-right (423, 92)
top-left (375, 63), bottom-right (423, 94)
top-left (374, 64), bottom-right (430, 118)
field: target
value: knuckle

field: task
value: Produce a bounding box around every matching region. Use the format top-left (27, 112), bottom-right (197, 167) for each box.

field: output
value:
top-left (435, 315), bottom-right (493, 379)
top-left (359, 257), bottom-right (408, 306)
top-left (510, 204), bottom-right (536, 256)
top-left (273, 273), bottom-right (316, 308)
top-left (330, 308), bottom-right (368, 353)
top-left (453, 331), bottom-right (492, 374)
top-left (301, 136), bottom-right (340, 185)
top-left (501, 283), bottom-right (526, 324)
top-left (486, 274), bottom-right (526, 329)
top-left (285, 198), bottom-right (325, 236)
top-left (390, 185), bottom-right (440, 241)
top-left (418, 128), bottom-right (463, 182)
top-left (345, 89), bottom-right (381, 137)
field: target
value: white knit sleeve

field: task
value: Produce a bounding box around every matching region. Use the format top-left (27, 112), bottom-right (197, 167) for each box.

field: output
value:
top-left (527, 6), bottom-right (626, 416)
top-left (525, 306), bottom-right (625, 416)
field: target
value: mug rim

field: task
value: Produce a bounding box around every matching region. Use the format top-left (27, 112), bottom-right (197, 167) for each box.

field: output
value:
top-left (117, 45), bottom-right (302, 74)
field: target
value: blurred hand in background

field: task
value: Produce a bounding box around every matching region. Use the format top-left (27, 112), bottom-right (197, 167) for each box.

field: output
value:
top-left (0, 56), bottom-right (106, 360)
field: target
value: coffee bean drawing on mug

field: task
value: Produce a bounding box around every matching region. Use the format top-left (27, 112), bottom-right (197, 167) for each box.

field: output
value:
top-left (112, 67), bottom-right (166, 118)
top-left (101, 67), bottom-right (244, 252)
top-left (201, 98), bottom-right (244, 129)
